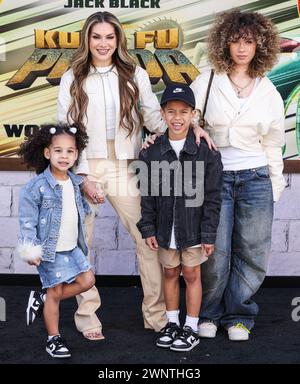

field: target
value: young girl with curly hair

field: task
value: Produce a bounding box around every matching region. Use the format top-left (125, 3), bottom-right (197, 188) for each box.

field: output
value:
top-left (17, 124), bottom-right (97, 358)
top-left (191, 10), bottom-right (286, 341)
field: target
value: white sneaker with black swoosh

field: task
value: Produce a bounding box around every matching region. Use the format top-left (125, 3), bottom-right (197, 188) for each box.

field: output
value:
top-left (170, 325), bottom-right (200, 352)
top-left (26, 290), bottom-right (45, 326)
top-left (46, 335), bottom-right (71, 358)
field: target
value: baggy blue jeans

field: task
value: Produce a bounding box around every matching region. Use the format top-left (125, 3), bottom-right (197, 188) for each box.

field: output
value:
top-left (200, 166), bottom-right (274, 330)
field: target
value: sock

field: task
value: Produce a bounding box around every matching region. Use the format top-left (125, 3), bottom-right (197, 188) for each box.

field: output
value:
top-left (166, 310), bottom-right (180, 326)
top-left (48, 334), bottom-right (59, 341)
top-left (184, 315), bottom-right (199, 333)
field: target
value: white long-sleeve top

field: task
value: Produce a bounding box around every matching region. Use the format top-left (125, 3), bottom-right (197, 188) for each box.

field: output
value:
top-left (56, 178), bottom-right (78, 252)
top-left (191, 71), bottom-right (286, 201)
top-left (58, 65), bottom-right (166, 175)
top-left (96, 65), bottom-right (116, 140)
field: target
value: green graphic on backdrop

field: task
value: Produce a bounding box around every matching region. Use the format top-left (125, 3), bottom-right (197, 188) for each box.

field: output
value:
top-left (1, 0), bottom-right (300, 164)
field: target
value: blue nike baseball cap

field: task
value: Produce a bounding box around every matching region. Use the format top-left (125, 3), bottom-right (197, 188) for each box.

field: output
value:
top-left (160, 83), bottom-right (195, 109)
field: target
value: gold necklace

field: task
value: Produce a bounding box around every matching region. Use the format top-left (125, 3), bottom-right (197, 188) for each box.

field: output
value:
top-left (228, 76), bottom-right (254, 98)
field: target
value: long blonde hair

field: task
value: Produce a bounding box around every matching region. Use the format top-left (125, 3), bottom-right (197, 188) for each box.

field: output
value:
top-left (67, 12), bottom-right (143, 136)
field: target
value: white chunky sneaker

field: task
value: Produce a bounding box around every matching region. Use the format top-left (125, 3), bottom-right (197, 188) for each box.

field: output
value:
top-left (228, 323), bottom-right (250, 341)
top-left (198, 322), bottom-right (217, 338)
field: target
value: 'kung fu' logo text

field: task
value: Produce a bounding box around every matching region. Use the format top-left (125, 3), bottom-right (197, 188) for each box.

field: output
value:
top-left (6, 26), bottom-right (199, 90)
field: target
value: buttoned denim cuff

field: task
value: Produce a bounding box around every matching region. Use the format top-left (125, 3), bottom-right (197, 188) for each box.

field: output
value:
top-left (201, 232), bottom-right (216, 244)
top-left (138, 224), bottom-right (156, 239)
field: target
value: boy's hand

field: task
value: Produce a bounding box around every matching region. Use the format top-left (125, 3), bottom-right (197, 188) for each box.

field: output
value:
top-left (145, 236), bottom-right (158, 251)
top-left (202, 244), bottom-right (214, 257)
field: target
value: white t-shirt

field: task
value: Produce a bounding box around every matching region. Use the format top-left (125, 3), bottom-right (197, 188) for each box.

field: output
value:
top-left (97, 65), bottom-right (116, 140)
top-left (56, 178), bottom-right (78, 252)
top-left (219, 78), bottom-right (267, 171)
top-left (168, 138), bottom-right (202, 249)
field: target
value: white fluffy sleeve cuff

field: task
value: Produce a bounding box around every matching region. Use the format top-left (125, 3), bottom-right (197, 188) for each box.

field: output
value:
top-left (17, 242), bottom-right (43, 262)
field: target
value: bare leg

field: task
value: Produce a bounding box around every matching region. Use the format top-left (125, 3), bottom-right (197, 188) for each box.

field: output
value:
top-left (182, 265), bottom-right (201, 317)
top-left (163, 265), bottom-right (181, 311)
top-left (43, 284), bottom-right (63, 336)
top-left (61, 271), bottom-right (95, 300)
top-left (43, 271), bottom-right (95, 336)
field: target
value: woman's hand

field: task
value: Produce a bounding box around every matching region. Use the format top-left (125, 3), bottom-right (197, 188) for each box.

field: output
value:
top-left (142, 134), bottom-right (157, 150)
top-left (141, 128), bottom-right (217, 151)
top-left (192, 124), bottom-right (217, 150)
top-left (82, 177), bottom-right (105, 204)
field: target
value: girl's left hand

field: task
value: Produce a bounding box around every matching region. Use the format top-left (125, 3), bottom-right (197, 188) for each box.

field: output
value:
top-left (192, 125), bottom-right (217, 150)
top-left (28, 259), bottom-right (41, 266)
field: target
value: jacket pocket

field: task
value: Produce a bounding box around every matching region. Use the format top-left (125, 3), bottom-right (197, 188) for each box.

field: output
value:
top-left (38, 199), bottom-right (56, 241)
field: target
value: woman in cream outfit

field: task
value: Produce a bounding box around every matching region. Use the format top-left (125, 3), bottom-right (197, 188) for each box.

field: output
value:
top-left (58, 11), bottom-right (209, 339)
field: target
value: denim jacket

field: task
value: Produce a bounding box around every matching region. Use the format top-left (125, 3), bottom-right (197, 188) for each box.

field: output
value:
top-left (18, 166), bottom-right (91, 262)
top-left (137, 129), bottom-right (223, 250)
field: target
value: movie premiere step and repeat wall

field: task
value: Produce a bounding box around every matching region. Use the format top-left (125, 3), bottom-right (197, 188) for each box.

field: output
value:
top-left (0, 0), bottom-right (300, 275)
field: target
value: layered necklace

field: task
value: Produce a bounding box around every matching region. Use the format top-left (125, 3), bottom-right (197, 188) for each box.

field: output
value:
top-left (97, 64), bottom-right (115, 77)
top-left (228, 76), bottom-right (254, 98)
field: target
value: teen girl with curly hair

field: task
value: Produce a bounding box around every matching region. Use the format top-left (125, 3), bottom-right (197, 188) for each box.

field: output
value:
top-left (191, 10), bottom-right (286, 341)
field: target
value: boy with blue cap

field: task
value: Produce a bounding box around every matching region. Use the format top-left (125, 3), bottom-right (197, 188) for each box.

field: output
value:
top-left (137, 84), bottom-right (223, 352)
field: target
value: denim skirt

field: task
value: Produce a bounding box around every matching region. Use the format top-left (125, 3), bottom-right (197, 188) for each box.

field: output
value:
top-left (38, 247), bottom-right (92, 289)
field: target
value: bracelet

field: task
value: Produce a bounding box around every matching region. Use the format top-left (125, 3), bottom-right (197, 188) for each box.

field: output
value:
top-left (82, 177), bottom-right (91, 187)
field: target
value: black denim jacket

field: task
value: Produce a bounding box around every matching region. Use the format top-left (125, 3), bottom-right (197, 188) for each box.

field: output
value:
top-left (136, 129), bottom-right (223, 250)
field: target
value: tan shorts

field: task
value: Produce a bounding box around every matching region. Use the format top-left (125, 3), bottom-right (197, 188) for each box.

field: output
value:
top-left (158, 247), bottom-right (208, 269)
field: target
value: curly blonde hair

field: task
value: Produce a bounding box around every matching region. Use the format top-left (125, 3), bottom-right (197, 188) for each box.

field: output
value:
top-left (208, 10), bottom-right (280, 77)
